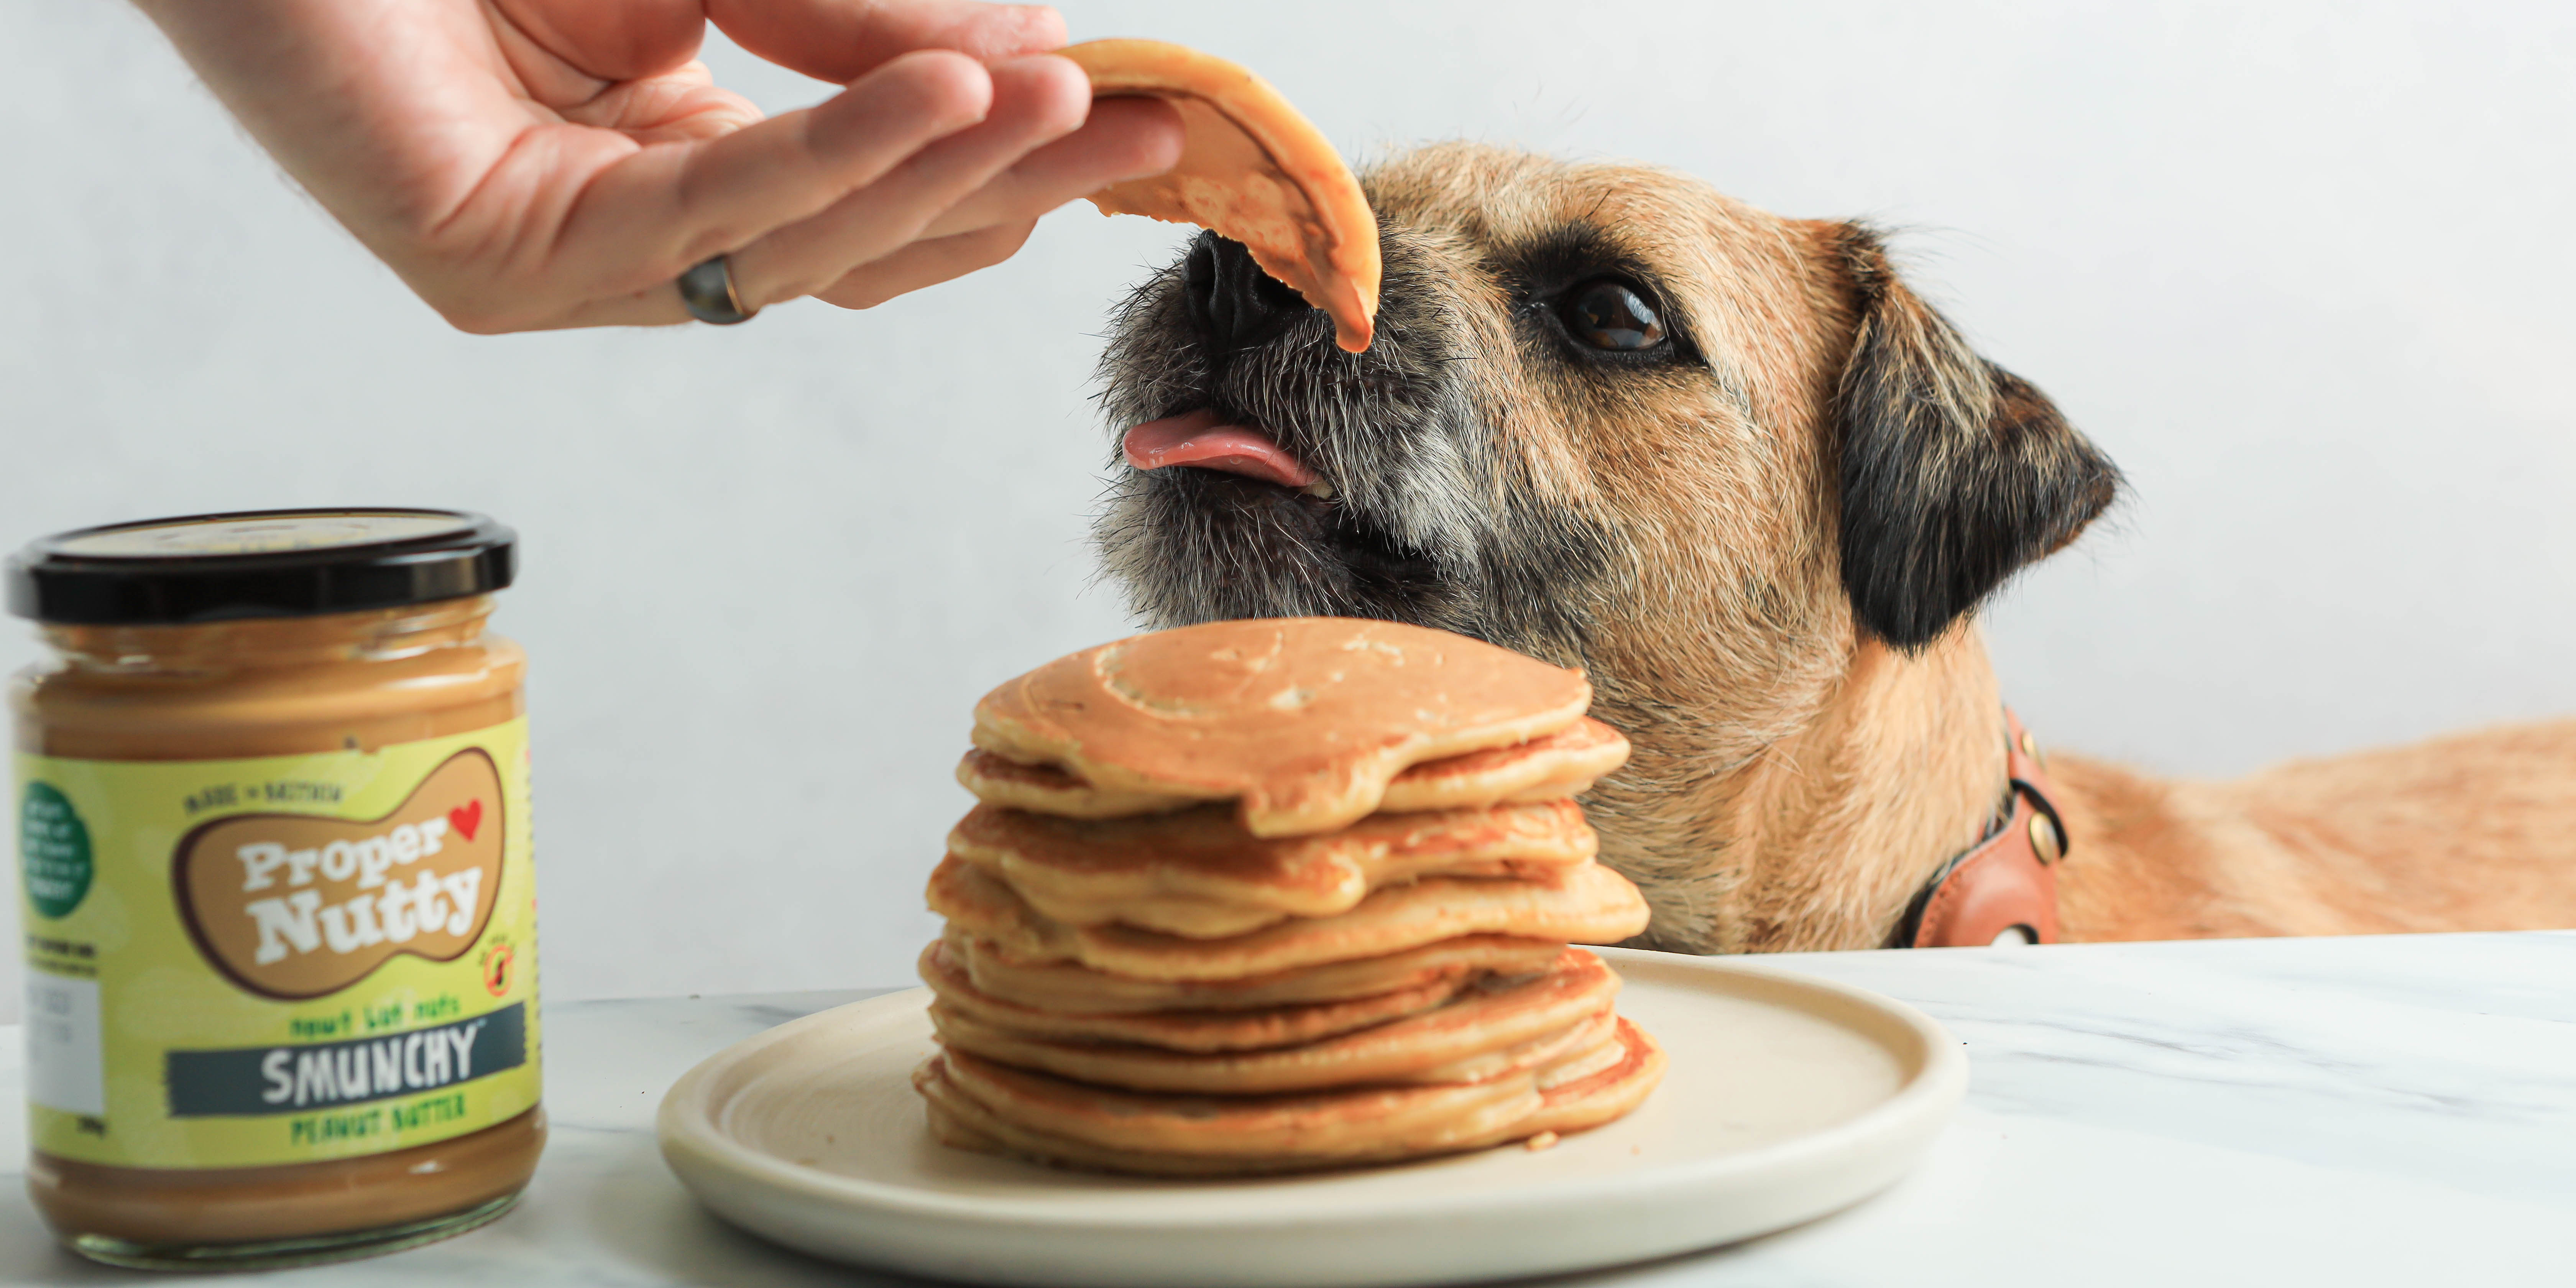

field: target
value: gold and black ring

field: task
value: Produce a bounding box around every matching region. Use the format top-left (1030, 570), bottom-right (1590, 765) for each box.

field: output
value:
top-left (677, 254), bottom-right (757, 325)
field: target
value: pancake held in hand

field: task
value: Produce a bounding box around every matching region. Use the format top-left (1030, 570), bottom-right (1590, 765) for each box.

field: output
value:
top-left (930, 856), bottom-right (1649, 981)
top-left (930, 950), bottom-right (1617, 1092)
top-left (948, 798), bottom-right (1595, 938)
top-left (1058, 39), bottom-right (1379, 352)
top-left (940, 928), bottom-right (1564, 1014)
top-left (956, 718), bottom-right (1630, 821)
top-left (918, 938), bottom-right (1477, 1051)
top-left (914, 1018), bottom-right (1662, 1175)
top-left (971, 618), bottom-right (1594, 838)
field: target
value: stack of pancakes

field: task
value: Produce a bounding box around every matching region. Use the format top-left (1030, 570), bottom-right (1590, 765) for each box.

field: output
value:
top-left (913, 617), bottom-right (1666, 1175)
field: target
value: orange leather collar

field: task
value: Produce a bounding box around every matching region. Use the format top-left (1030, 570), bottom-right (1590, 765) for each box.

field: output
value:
top-left (1896, 708), bottom-right (2067, 948)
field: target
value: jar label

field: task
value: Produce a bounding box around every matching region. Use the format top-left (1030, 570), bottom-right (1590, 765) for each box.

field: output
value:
top-left (15, 720), bottom-right (539, 1169)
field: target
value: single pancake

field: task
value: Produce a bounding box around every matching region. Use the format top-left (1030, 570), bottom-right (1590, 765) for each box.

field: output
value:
top-left (1532, 1022), bottom-right (1631, 1089)
top-left (956, 717), bottom-right (1626, 821)
top-left (1520, 1017), bottom-right (1665, 1130)
top-left (947, 798), bottom-right (1595, 938)
top-left (1376, 718), bottom-right (1630, 812)
top-left (918, 938), bottom-right (1476, 1051)
top-left (922, 1045), bottom-right (1538, 1160)
top-left (915, 1069), bottom-right (1526, 1176)
top-left (955, 749), bottom-right (1196, 819)
top-left (928, 949), bottom-right (1616, 1092)
top-left (1058, 39), bottom-right (1379, 352)
top-left (915, 1017), bottom-right (1662, 1175)
top-left (936, 1004), bottom-right (1610, 1097)
top-left (970, 618), bottom-right (1594, 838)
top-left (929, 857), bottom-right (1651, 981)
top-left (940, 928), bottom-right (1564, 1014)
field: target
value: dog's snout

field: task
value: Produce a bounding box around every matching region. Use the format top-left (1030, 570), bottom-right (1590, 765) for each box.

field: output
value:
top-left (1184, 230), bottom-right (1312, 351)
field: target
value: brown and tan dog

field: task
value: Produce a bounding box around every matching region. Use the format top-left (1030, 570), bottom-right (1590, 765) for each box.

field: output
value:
top-left (1091, 142), bottom-right (2576, 952)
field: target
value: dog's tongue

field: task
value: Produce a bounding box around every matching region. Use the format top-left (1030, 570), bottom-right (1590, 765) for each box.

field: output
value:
top-left (1122, 410), bottom-right (1318, 488)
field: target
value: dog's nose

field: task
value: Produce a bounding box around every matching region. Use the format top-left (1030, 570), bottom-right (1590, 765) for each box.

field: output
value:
top-left (1184, 230), bottom-right (1313, 351)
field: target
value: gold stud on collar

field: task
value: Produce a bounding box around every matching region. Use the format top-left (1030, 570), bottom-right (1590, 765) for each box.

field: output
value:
top-left (2018, 729), bottom-right (2042, 763)
top-left (2029, 813), bottom-right (2063, 865)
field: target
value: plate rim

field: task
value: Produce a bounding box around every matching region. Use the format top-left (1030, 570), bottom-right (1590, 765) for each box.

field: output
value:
top-left (657, 945), bottom-right (1967, 1231)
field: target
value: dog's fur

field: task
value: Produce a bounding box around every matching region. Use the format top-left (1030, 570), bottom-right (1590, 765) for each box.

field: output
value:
top-left (1092, 143), bottom-right (2576, 950)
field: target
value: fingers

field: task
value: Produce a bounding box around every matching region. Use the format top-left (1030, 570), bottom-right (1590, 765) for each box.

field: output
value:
top-left (577, 216), bottom-right (1038, 329)
top-left (550, 281), bottom-right (701, 332)
top-left (812, 219), bottom-right (1038, 310)
top-left (711, 1), bottom-right (1068, 84)
top-left (557, 48), bottom-right (994, 284)
top-left (724, 53), bottom-right (1092, 307)
top-left (917, 95), bottom-right (1184, 240)
top-left (675, 49), bottom-right (996, 261)
top-left (426, 8), bottom-right (1157, 332)
top-left (559, 63), bottom-right (762, 145)
top-left (656, 64), bottom-right (1178, 320)
top-left (492, 0), bottom-right (708, 83)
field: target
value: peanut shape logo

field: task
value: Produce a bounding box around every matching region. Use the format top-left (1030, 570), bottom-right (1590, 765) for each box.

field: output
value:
top-left (176, 750), bottom-right (506, 999)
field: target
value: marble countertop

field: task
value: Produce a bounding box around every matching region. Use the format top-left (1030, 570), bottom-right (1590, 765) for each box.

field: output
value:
top-left (5, 931), bottom-right (2572, 1286)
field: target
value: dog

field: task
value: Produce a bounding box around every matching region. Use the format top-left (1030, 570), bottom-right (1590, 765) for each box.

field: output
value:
top-left (1090, 141), bottom-right (2576, 952)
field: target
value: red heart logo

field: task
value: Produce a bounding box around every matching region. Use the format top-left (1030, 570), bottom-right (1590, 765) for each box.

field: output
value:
top-left (447, 799), bottom-right (483, 841)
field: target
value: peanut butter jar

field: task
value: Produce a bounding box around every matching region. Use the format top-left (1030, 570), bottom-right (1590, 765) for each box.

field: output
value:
top-left (7, 509), bottom-right (543, 1270)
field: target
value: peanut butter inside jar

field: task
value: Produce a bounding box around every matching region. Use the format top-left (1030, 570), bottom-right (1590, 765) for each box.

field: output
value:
top-left (8, 509), bottom-right (544, 1270)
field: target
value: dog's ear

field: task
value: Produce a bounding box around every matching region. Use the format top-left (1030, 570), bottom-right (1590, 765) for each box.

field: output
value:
top-left (1825, 225), bottom-right (2119, 651)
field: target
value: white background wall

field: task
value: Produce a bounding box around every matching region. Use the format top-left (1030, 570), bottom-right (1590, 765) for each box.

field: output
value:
top-left (4, 2), bottom-right (2570, 1019)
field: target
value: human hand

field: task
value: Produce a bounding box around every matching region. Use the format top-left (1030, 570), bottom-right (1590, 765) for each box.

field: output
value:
top-left (133, 0), bottom-right (1183, 332)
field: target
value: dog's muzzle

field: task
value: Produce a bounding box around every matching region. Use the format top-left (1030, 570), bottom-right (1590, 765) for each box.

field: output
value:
top-left (1184, 230), bottom-right (1315, 352)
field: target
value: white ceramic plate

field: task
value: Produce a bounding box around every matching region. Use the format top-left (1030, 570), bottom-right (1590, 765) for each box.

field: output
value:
top-left (657, 947), bottom-right (1965, 1288)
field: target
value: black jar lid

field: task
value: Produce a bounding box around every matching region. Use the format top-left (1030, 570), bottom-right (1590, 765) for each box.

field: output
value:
top-left (5, 508), bottom-right (516, 626)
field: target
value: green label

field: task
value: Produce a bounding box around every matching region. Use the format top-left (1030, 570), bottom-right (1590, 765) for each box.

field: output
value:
top-left (20, 781), bottom-right (92, 918)
top-left (16, 720), bottom-right (540, 1170)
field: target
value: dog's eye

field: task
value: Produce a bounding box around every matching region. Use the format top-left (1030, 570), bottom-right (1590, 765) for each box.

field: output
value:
top-left (1560, 280), bottom-right (1666, 351)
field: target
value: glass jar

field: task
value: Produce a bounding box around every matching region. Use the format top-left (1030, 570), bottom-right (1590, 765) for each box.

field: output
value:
top-left (8, 509), bottom-right (543, 1270)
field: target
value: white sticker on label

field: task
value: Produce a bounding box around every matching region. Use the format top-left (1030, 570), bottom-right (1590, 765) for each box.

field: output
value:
top-left (24, 971), bottom-right (105, 1116)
